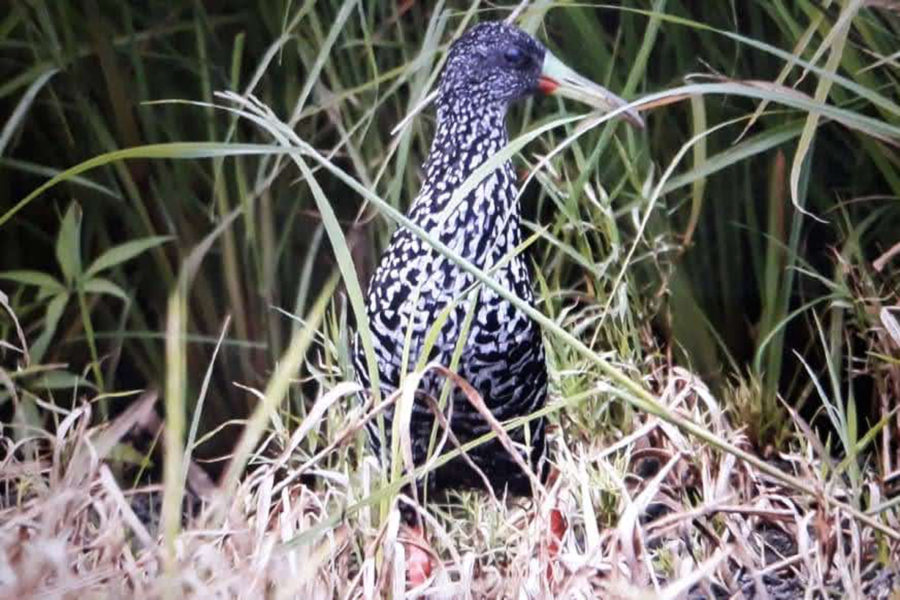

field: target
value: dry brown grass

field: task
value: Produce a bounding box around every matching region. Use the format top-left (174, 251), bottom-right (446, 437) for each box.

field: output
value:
top-left (2, 356), bottom-right (898, 599)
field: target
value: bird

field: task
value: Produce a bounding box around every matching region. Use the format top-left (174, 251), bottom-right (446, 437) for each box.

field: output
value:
top-left (352, 20), bottom-right (642, 580)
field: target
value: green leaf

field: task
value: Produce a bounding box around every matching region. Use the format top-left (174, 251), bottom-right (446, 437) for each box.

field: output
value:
top-left (662, 121), bottom-right (803, 195)
top-left (1, 142), bottom-right (302, 228)
top-left (0, 270), bottom-right (65, 293)
top-left (55, 202), bottom-right (82, 283)
top-left (30, 292), bottom-right (69, 363)
top-left (0, 158), bottom-right (122, 201)
top-left (83, 277), bottom-right (128, 300)
top-left (0, 68), bottom-right (58, 156)
top-left (84, 235), bottom-right (173, 279)
top-left (109, 442), bottom-right (151, 466)
top-left (30, 370), bottom-right (96, 390)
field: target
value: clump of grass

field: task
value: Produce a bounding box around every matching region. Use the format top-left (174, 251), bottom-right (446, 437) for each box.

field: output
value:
top-left (2, 336), bottom-right (898, 597)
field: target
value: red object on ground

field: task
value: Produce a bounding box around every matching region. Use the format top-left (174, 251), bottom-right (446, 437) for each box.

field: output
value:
top-left (548, 507), bottom-right (567, 556)
top-left (404, 524), bottom-right (433, 588)
top-left (545, 507), bottom-right (568, 583)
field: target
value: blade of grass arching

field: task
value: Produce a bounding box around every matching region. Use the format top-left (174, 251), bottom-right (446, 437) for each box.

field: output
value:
top-left (0, 67), bottom-right (58, 155)
top-left (1, 142), bottom-right (305, 227)
top-left (454, 84), bottom-right (900, 293)
top-left (83, 235), bottom-right (173, 280)
top-left (661, 120), bottom-right (804, 195)
top-left (288, 157), bottom-right (384, 424)
top-left (0, 65), bottom-right (58, 103)
top-left (193, 103), bottom-right (406, 433)
top-left (790, 0), bottom-right (861, 221)
top-left (613, 6), bottom-right (900, 118)
top-left (0, 158), bottom-right (122, 200)
top-left (754, 295), bottom-right (837, 371)
top-left (218, 270), bottom-right (339, 495)
top-left (213, 74), bottom-right (893, 285)
top-left (795, 0), bottom-right (862, 85)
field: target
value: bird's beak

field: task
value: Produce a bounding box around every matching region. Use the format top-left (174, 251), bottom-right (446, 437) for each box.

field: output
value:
top-left (538, 51), bottom-right (644, 129)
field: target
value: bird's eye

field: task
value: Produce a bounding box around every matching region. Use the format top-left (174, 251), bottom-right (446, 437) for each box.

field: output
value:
top-left (503, 46), bottom-right (527, 66)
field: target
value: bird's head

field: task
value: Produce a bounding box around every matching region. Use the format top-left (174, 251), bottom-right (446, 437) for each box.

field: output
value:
top-left (439, 21), bottom-right (643, 128)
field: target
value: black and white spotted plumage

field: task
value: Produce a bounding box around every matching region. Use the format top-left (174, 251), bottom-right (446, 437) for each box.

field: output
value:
top-left (353, 22), bottom-right (549, 497)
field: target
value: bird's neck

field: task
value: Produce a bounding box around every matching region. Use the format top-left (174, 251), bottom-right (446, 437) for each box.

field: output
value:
top-left (424, 98), bottom-right (509, 186)
top-left (410, 98), bottom-right (520, 259)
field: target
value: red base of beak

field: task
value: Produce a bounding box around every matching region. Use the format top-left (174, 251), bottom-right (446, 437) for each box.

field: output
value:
top-left (538, 76), bottom-right (559, 95)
